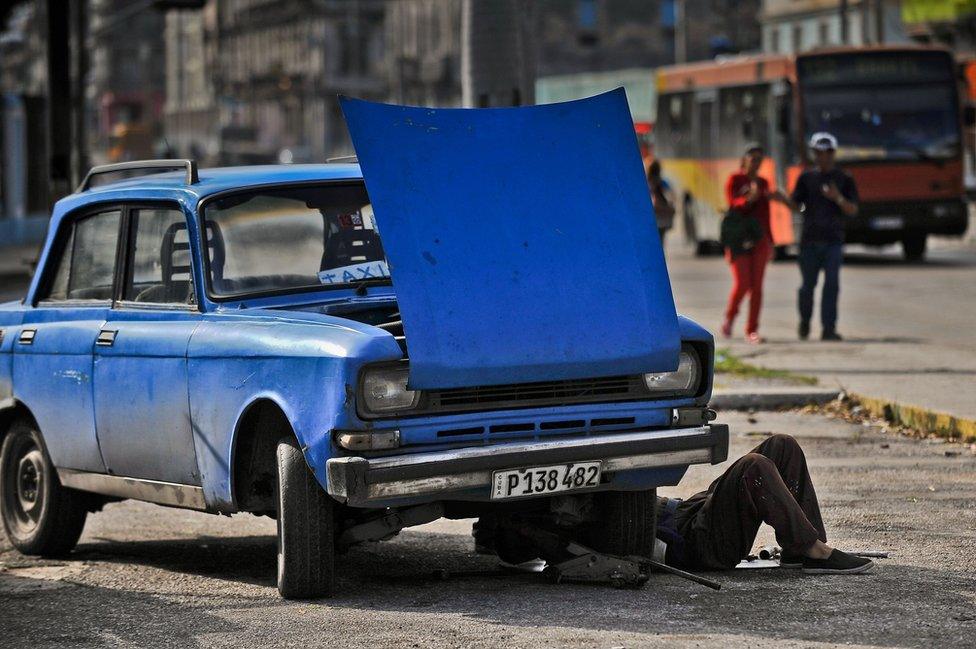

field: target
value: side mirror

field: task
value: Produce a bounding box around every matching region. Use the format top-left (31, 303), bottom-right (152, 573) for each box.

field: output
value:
top-left (964, 105), bottom-right (976, 127)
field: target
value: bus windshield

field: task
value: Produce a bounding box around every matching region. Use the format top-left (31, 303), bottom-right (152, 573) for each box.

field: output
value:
top-left (802, 83), bottom-right (960, 162)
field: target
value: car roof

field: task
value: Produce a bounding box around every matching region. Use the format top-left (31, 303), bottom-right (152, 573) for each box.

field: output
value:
top-left (51, 163), bottom-right (364, 219)
top-left (81, 163), bottom-right (362, 198)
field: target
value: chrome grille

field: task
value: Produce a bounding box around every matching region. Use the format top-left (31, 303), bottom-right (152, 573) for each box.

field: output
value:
top-left (422, 375), bottom-right (647, 415)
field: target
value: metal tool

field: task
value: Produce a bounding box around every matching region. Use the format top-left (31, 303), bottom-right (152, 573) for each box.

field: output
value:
top-left (516, 523), bottom-right (722, 591)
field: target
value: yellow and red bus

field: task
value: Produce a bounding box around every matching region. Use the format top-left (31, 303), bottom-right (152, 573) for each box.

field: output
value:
top-left (655, 46), bottom-right (969, 260)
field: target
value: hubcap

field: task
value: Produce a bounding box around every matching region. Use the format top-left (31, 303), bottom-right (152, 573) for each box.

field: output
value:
top-left (17, 453), bottom-right (42, 513)
top-left (2, 437), bottom-right (45, 534)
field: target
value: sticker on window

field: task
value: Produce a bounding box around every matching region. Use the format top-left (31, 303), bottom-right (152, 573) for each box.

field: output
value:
top-left (318, 260), bottom-right (390, 285)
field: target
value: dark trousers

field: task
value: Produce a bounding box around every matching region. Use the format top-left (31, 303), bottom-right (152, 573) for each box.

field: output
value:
top-left (798, 242), bottom-right (843, 333)
top-left (673, 434), bottom-right (827, 570)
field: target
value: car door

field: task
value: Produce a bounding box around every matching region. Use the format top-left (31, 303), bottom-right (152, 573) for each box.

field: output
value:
top-left (12, 208), bottom-right (122, 472)
top-left (92, 204), bottom-right (202, 485)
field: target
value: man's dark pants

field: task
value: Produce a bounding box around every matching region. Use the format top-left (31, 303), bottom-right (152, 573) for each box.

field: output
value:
top-left (798, 242), bottom-right (843, 333)
top-left (672, 434), bottom-right (827, 570)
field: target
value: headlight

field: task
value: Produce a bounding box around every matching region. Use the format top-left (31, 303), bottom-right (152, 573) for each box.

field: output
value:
top-left (361, 365), bottom-right (420, 414)
top-left (643, 348), bottom-right (701, 395)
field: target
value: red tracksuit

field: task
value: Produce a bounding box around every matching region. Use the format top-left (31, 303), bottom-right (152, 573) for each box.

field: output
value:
top-left (725, 173), bottom-right (773, 336)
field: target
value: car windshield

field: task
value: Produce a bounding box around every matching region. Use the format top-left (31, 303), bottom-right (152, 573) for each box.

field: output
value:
top-left (801, 83), bottom-right (961, 163)
top-left (203, 183), bottom-right (389, 298)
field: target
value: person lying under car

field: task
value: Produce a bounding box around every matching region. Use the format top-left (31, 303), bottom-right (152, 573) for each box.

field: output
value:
top-left (655, 433), bottom-right (872, 575)
top-left (475, 434), bottom-right (873, 576)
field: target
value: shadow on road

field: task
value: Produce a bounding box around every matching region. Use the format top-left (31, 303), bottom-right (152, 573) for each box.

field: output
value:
top-left (26, 528), bottom-right (971, 648)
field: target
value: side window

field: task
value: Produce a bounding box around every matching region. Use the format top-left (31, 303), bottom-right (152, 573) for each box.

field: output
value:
top-left (123, 207), bottom-right (196, 305)
top-left (43, 210), bottom-right (122, 302)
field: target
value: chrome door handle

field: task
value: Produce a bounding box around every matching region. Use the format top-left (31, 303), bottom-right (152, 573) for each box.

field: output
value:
top-left (18, 329), bottom-right (35, 345)
top-left (96, 330), bottom-right (117, 347)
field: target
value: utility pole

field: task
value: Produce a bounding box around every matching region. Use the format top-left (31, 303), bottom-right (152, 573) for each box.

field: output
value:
top-left (861, 0), bottom-right (871, 43)
top-left (674, 0), bottom-right (687, 64)
top-left (70, 0), bottom-right (89, 186)
top-left (46, 0), bottom-right (73, 198)
top-left (874, 0), bottom-right (885, 43)
top-left (460, 0), bottom-right (536, 107)
top-left (839, 0), bottom-right (849, 44)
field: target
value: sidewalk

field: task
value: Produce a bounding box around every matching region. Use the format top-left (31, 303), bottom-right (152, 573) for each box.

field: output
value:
top-left (0, 243), bottom-right (40, 279)
top-left (667, 235), bottom-right (976, 438)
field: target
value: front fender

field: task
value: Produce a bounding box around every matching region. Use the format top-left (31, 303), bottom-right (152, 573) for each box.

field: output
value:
top-left (187, 315), bottom-right (401, 511)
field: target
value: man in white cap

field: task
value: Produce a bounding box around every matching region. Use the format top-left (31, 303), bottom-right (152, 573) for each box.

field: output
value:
top-left (787, 132), bottom-right (859, 341)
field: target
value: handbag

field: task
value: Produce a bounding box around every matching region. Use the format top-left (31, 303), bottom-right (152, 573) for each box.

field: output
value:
top-left (720, 209), bottom-right (762, 256)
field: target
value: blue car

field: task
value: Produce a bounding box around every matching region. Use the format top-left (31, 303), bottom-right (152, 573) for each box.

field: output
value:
top-left (0, 91), bottom-right (727, 598)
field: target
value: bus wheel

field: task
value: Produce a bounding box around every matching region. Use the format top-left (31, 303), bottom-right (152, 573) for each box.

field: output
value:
top-left (901, 235), bottom-right (927, 262)
top-left (682, 196), bottom-right (698, 247)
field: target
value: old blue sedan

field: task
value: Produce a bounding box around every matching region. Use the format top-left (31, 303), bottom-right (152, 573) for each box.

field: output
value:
top-left (0, 91), bottom-right (727, 598)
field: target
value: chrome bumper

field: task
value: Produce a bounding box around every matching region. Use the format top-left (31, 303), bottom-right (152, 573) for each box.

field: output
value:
top-left (326, 424), bottom-right (729, 507)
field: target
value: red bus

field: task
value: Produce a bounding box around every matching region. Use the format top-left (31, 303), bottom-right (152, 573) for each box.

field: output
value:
top-left (655, 46), bottom-right (969, 260)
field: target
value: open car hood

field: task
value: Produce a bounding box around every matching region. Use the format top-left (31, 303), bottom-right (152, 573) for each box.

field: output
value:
top-left (340, 89), bottom-right (679, 389)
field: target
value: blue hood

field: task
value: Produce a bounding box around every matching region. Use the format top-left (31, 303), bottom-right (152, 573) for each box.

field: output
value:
top-left (340, 89), bottom-right (679, 389)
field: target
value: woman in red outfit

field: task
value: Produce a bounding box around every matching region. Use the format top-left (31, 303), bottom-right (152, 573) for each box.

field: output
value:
top-left (723, 144), bottom-right (790, 343)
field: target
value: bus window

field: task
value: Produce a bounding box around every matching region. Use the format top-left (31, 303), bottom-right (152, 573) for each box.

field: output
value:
top-left (719, 84), bottom-right (771, 160)
top-left (656, 92), bottom-right (693, 158)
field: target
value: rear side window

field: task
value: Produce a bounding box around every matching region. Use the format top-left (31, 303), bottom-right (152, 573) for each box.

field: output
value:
top-left (123, 207), bottom-right (195, 304)
top-left (43, 210), bottom-right (122, 301)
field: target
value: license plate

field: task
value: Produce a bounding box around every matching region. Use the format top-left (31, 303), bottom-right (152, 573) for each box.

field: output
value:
top-left (491, 461), bottom-right (602, 500)
top-left (871, 216), bottom-right (904, 230)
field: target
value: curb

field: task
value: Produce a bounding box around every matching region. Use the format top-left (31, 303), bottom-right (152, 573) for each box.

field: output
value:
top-left (851, 392), bottom-right (976, 443)
top-left (710, 388), bottom-right (841, 411)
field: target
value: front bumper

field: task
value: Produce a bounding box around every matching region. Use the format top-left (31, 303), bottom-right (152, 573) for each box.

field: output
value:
top-left (326, 424), bottom-right (728, 507)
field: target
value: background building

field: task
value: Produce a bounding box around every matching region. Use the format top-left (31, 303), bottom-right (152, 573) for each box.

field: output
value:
top-left (210, 0), bottom-right (387, 164)
top-left (761, 0), bottom-right (908, 54)
top-left (0, 0), bottom-right (764, 237)
top-left (902, 0), bottom-right (976, 53)
top-left (89, 0), bottom-right (168, 164)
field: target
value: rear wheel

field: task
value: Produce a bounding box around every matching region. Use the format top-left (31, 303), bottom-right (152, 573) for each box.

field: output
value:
top-left (901, 234), bottom-right (927, 261)
top-left (275, 438), bottom-right (336, 599)
top-left (587, 489), bottom-right (658, 558)
top-left (0, 419), bottom-right (88, 556)
top-left (683, 196), bottom-right (698, 247)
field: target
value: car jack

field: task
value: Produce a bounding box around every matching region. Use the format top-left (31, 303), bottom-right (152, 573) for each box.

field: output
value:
top-left (514, 524), bottom-right (722, 591)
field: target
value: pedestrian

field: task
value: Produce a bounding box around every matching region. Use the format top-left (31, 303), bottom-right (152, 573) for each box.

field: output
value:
top-left (720, 143), bottom-right (791, 344)
top-left (647, 160), bottom-right (675, 245)
top-left (787, 132), bottom-right (859, 341)
top-left (656, 434), bottom-right (874, 574)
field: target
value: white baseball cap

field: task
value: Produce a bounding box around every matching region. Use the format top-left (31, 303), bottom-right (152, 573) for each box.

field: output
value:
top-left (809, 132), bottom-right (838, 151)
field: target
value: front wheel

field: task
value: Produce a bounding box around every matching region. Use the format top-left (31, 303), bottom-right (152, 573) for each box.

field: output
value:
top-left (902, 234), bottom-right (927, 261)
top-left (275, 438), bottom-right (336, 599)
top-left (0, 419), bottom-right (88, 556)
top-left (586, 489), bottom-right (658, 558)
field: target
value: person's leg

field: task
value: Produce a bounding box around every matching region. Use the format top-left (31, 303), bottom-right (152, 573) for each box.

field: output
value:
top-left (746, 240), bottom-right (771, 335)
top-left (675, 452), bottom-right (823, 569)
top-left (724, 252), bottom-right (752, 333)
top-left (747, 434), bottom-right (827, 543)
top-left (797, 243), bottom-right (821, 332)
top-left (820, 242), bottom-right (843, 334)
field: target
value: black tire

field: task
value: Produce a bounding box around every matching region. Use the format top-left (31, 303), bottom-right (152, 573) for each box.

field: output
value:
top-left (902, 235), bottom-right (927, 262)
top-left (0, 419), bottom-right (88, 557)
top-left (473, 516), bottom-right (541, 565)
top-left (275, 438), bottom-right (336, 599)
top-left (682, 195), bottom-right (698, 246)
top-left (587, 489), bottom-right (658, 558)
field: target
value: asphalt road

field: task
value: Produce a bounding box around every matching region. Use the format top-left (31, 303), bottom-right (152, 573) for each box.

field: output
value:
top-left (2, 410), bottom-right (974, 648)
top-left (667, 236), bottom-right (976, 421)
